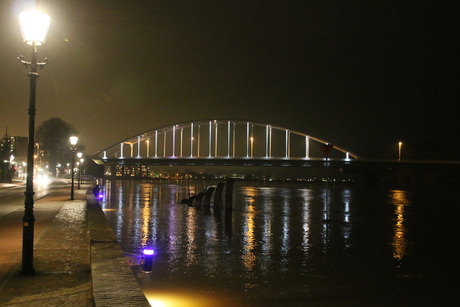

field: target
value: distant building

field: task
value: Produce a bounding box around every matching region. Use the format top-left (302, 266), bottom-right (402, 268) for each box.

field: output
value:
top-left (12, 136), bottom-right (28, 162)
top-left (0, 135), bottom-right (28, 182)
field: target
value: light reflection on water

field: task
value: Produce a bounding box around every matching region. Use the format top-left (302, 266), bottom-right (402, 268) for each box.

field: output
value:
top-left (391, 190), bottom-right (409, 261)
top-left (101, 180), bottom-right (456, 306)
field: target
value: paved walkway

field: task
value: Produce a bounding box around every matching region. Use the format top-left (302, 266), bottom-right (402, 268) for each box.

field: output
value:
top-left (0, 181), bottom-right (150, 306)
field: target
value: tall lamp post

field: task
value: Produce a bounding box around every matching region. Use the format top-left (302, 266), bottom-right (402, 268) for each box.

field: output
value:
top-left (70, 136), bottom-right (78, 200)
top-left (77, 152), bottom-right (82, 189)
top-left (398, 142), bottom-right (402, 161)
top-left (18, 10), bottom-right (51, 275)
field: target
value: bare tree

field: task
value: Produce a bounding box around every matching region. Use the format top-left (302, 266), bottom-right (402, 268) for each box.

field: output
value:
top-left (36, 118), bottom-right (76, 177)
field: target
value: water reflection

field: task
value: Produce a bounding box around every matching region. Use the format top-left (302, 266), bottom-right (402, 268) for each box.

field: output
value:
top-left (280, 188), bottom-right (291, 270)
top-left (340, 189), bottom-right (352, 247)
top-left (300, 189), bottom-right (311, 253)
top-left (100, 180), bottom-right (451, 306)
top-left (391, 190), bottom-right (409, 261)
top-left (260, 189), bottom-right (274, 272)
top-left (185, 208), bottom-right (197, 267)
top-left (242, 197), bottom-right (256, 272)
top-left (145, 291), bottom-right (219, 307)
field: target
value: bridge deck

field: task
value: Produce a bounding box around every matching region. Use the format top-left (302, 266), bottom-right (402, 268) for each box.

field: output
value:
top-left (93, 157), bottom-right (460, 171)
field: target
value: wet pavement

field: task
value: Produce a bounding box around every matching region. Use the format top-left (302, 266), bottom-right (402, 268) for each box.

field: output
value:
top-left (0, 180), bottom-right (149, 306)
top-left (0, 181), bottom-right (92, 306)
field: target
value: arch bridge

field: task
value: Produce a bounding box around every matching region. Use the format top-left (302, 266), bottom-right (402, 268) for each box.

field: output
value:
top-left (93, 120), bottom-right (360, 169)
top-left (91, 120), bottom-right (460, 184)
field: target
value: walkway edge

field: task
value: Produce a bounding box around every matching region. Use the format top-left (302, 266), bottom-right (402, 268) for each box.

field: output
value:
top-left (87, 189), bottom-right (150, 307)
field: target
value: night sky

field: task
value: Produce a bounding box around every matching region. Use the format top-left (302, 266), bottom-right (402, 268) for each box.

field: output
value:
top-left (1, 0), bottom-right (458, 160)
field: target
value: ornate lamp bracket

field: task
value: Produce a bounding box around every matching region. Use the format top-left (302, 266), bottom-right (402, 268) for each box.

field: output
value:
top-left (18, 55), bottom-right (49, 69)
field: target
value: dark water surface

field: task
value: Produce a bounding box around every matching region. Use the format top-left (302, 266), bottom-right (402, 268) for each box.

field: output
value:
top-left (100, 180), bottom-right (458, 306)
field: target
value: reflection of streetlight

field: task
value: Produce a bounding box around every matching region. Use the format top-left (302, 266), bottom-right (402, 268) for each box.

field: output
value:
top-left (77, 152), bottom-right (82, 189)
top-left (70, 136), bottom-right (78, 200)
top-left (18, 9), bottom-right (51, 275)
top-left (398, 142), bottom-right (402, 161)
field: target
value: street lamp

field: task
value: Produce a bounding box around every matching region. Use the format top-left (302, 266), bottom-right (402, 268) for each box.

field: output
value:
top-left (35, 143), bottom-right (41, 168)
top-left (398, 142), bottom-right (402, 161)
top-left (77, 152), bottom-right (82, 189)
top-left (18, 10), bottom-right (51, 275)
top-left (80, 157), bottom-right (85, 185)
top-left (70, 136), bottom-right (78, 200)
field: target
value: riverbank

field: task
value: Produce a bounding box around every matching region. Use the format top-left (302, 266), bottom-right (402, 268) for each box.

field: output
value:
top-left (0, 182), bottom-right (149, 306)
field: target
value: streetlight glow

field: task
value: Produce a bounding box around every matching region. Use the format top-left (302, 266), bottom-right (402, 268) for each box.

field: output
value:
top-left (19, 11), bottom-right (50, 45)
top-left (70, 136), bottom-right (79, 146)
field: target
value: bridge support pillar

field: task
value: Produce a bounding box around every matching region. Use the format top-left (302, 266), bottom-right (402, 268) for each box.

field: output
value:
top-left (225, 178), bottom-right (234, 210)
top-left (214, 182), bottom-right (225, 208)
top-left (203, 187), bottom-right (215, 208)
top-left (193, 192), bottom-right (204, 207)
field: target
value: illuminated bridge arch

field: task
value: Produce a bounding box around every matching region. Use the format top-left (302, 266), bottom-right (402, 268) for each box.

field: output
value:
top-left (94, 120), bottom-right (360, 161)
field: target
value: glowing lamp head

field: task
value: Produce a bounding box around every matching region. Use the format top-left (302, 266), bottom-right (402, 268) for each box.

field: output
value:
top-left (143, 249), bottom-right (155, 256)
top-left (70, 136), bottom-right (78, 146)
top-left (19, 11), bottom-right (51, 45)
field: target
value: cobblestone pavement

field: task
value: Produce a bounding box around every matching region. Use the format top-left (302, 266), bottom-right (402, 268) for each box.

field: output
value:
top-left (0, 183), bottom-right (150, 307)
top-left (0, 187), bottom-right (93, 306)
top-left (88, 191), bottom-right (150, 307)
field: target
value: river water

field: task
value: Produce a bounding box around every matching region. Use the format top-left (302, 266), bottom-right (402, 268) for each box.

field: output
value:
top-left (100, 180), bottom-right (457, 306)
